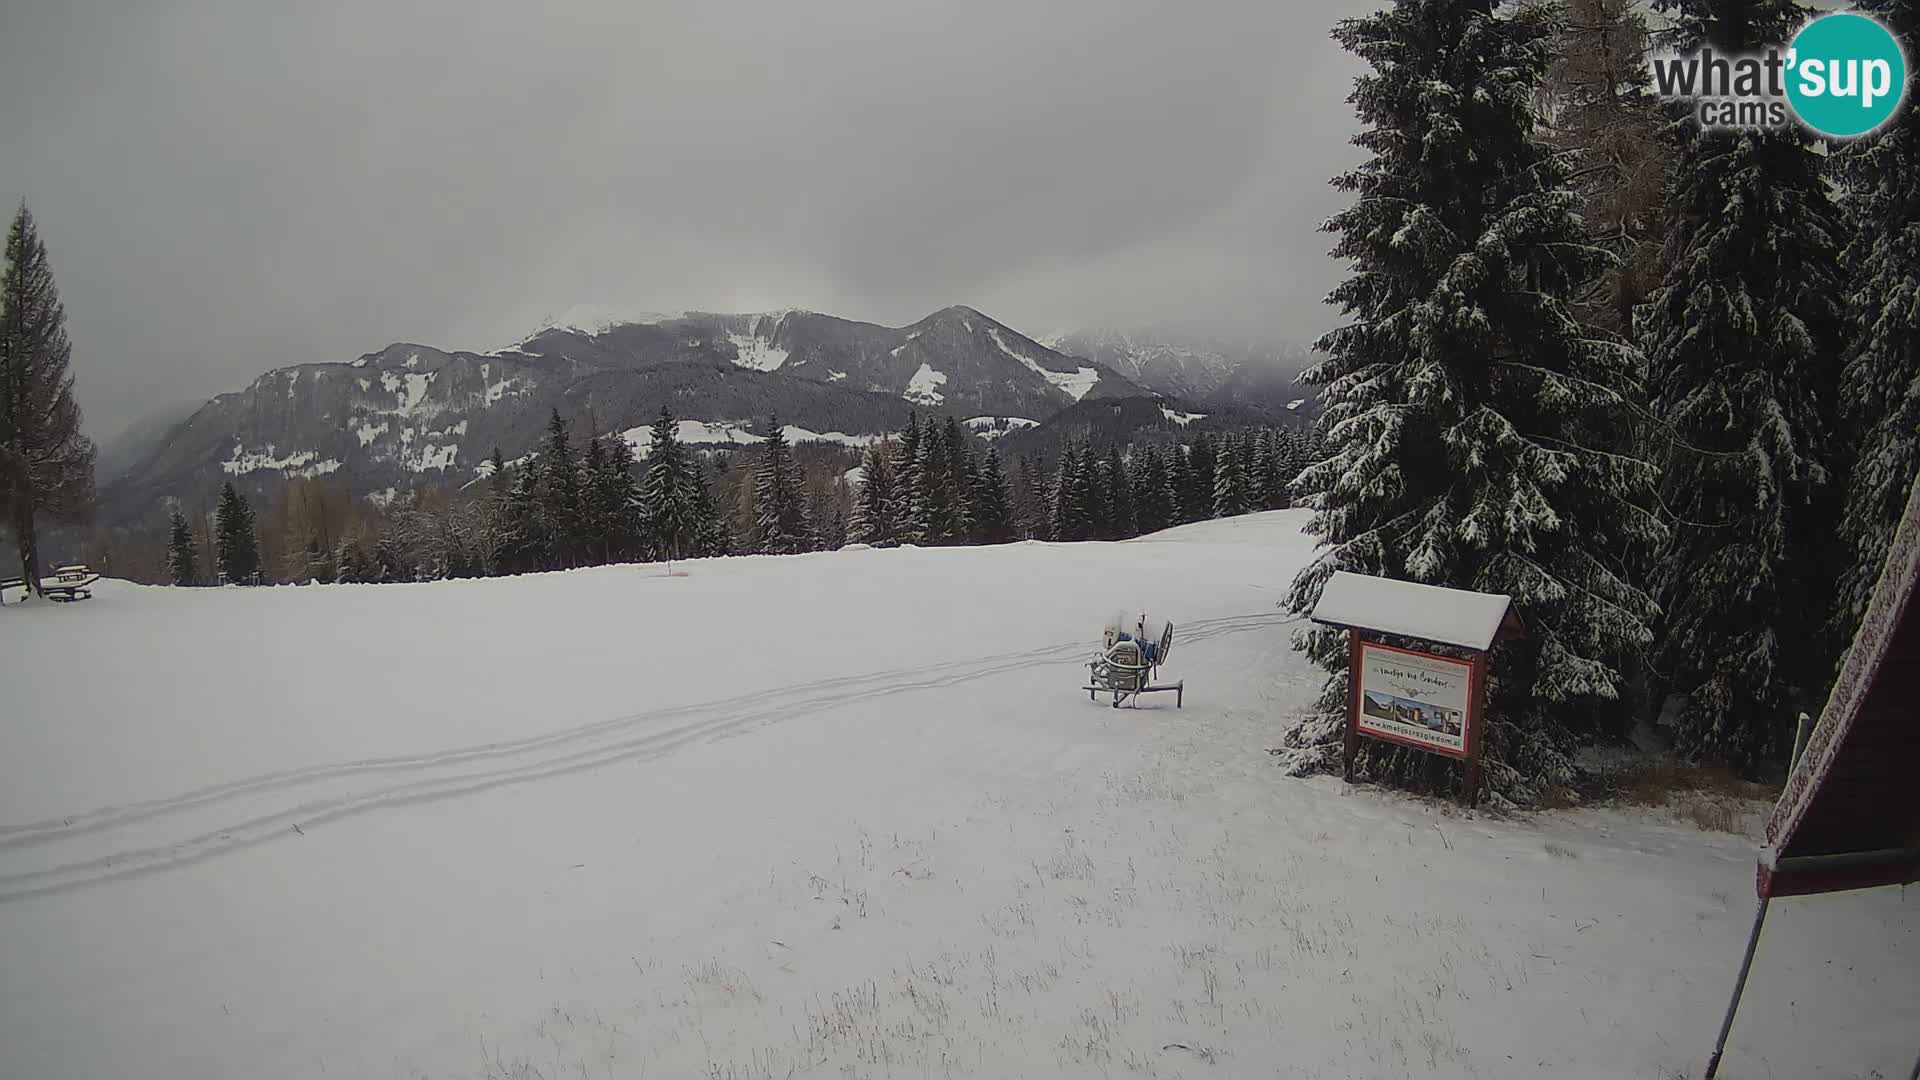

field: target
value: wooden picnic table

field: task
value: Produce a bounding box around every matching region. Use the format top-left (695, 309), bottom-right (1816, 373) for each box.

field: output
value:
top-left (0, 568), bottom-right (100, 603)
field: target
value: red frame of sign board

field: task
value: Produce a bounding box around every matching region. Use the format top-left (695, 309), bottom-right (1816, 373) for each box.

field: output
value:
top-left (1344, 633), bottom-right (1488, 801)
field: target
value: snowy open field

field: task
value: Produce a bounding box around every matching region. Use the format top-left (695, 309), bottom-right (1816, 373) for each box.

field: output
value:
top-left (2, 511), bottom-right (1914, 1079)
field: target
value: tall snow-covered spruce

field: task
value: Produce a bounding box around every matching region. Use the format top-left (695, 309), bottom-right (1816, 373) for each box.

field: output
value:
top-left (971, 447), bottom-right (1015, 545)
top-left (639, 407), bottom-right (699, 562)
top-left (851, 438), bottom-right (900, 546)
top-left (1050, 443), bottom-right (1089, 542)
top-left (891, 414), bottom-right (924, 543)
top-left (578, 426), bottom-right (633, 565)
top-left (166, 508), bottom-right (197, 586)
top-left (1280, 0), bottom-right (1663, 804)
top-left (213, 481), bottom-right (261, 585)
top-left (1641, 0), bottom-right (1851, 769)
top-left (538, 410), bottom-right (582, 569)
top-left (1212, 433), bottom-right (1250, 519)
top-left (0, 203), bottom-right (97, 592)
top-left (1130, 445), bottom-right (1173, 535)
top-left (1829, 0), bottom-right (1920, 660)
top-left (750, 416), bottom-right (810, 554)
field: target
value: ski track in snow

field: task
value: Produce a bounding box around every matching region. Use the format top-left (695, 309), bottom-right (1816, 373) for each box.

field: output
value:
top-left (0, 613), bottom-right (1297, 903)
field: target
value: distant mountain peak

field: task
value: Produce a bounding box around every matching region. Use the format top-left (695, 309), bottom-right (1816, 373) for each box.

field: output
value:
top-left (930, 303), bottom-right (987, 319)
top-left (1047, 327), bottom-right (1317, 417)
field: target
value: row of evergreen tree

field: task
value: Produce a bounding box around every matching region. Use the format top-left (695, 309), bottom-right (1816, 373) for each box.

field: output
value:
top-left (1275, 0), bottom-right (1920, 802)
top-left (170, 408), bottom-right (1323, 586)
top-left (169, 408), bottom-right (738, 584)
top-left (852, 415), bottom-right (1318, 548)
top-left (1046, 427), bottom-right (1313, 542)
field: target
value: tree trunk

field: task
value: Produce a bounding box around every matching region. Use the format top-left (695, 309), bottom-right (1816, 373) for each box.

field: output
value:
top-left (13, 491), bottom-right (41, 596)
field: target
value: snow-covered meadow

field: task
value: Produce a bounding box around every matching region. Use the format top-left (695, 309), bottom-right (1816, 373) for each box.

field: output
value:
top-left (1, 511), bottom-right (1913, 1079)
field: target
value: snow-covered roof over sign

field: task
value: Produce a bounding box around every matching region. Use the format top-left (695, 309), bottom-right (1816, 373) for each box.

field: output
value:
top-left (1308, 571), bottom-right (1516, 651)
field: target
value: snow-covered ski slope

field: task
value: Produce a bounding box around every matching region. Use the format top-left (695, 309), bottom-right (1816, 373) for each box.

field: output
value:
top-left (1, 511), bottom-right (1913, 1079)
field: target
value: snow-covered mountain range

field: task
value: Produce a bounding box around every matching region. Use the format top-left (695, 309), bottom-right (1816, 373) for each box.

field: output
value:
top-left (98, 308), bottom-right (1319, 528)
top-left (99, 306), bottom-right (1143, 526)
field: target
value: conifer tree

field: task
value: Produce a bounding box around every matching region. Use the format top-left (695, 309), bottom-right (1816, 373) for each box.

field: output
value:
top-left (851, 438), bottom-right (900, 545)
top-left (1106, 446), bottom-right (1135, 538)
top-left (1050, 444), bottom-right (1088, 541)
top-left (166, 508), bottom-right (197, 585)
top-left (577, 433), bottom-right (635, 565)
top-left (1828, 0), bottom-right (1920, 655)
top-left (1187, 434), bottom-right (1217, 520)
top-left (892, 413), bottom-right (923, 540)
top-left (214, 481), bottom-right (261, 585)
top-left (942, 417), bottom-right (977, 543)
top-left (538, 410), bottom-right (581, 568)
top-left (604, 432), bottom-right (641, 559)
top-left (690, 462), bottom-right (732, 558)
top-left (830, 477), bottom-right (853, 550)
top-left (1079, 444), bottom-right (1112, 540)
top-left (1271, 429), bottom-right (1296, 508)
top-left (1244, 432), bottom-right (1262, 511)
top-left (1164, 443), bottom-right (1195, 524)
top-left (1271, 429), bottom-right (1302, 507)
top-left (1245, 432), bottom-right (1274, 512)
top-left (638, 407), bottom-right (699, 563)
top-left (1254, 430), bottom-right (1278, 510)
top-left (1643, 0), bottom-right (1851, 768)
top-left (1131, 445), bottom-right (1174, 535)
top-left (1280, 0), bottom-right (1664, 801)
top-left (579, 430), bottom-right (613, 563)
top-left (1010, 455), bottom-right (1045, 539)
top-left (1213, 433), bottom-right (1251, 518)
top-left (1, 203), bottom-right (96, 593)
top-left (970, 446), bottom-right (1014, 544)
top-left (495, 463), bottom-right (546, 574)
top-left (751, 416), bottom-right (811, 554)
top-left (910, 422), bottom-right (960, 544)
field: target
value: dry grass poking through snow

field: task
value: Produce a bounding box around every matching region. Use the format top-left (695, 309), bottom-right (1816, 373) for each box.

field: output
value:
top-left (1595, 761), bottom-right (1779, 835)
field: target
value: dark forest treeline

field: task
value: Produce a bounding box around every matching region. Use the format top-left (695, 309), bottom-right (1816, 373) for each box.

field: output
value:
top-left (106, 408), bottom-right (1323, 587)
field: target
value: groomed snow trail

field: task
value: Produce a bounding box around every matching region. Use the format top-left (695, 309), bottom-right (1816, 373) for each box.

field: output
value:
top-left (2, 512), bottom-right (1914, 1079)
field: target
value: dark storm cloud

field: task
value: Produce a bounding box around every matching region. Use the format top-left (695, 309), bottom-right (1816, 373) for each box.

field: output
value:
top-left (0, 0), bottom-right (1371, 437)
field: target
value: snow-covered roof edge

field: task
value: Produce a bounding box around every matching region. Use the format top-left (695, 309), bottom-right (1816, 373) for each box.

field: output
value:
top-left (1307, 571), bottom-right (1515, 652)
top-left (1763, 473), bottom-right (1920, 867)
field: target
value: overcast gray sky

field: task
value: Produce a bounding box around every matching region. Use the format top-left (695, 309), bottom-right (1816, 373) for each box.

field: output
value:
top-left (0, 0), bottom-right (1370, 439)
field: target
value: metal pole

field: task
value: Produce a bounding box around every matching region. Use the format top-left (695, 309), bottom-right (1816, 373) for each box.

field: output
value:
top-left (1704, 895), bottom-right (1771, 1079)
top-left (1790, 712), bottom-right (1812, 770)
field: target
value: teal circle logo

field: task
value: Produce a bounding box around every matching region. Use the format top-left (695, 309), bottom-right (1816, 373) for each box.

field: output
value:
top-left (1786, 13), bottom-right (1908, 137)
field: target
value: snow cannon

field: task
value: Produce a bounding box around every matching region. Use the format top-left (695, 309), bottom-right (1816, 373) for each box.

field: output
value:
top-left (1086, 612), bottom-right (1183, 709)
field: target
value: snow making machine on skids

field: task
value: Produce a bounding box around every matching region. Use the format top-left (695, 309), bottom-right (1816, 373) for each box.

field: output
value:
top-left (1084, 612), bottom-right (1183, 708)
